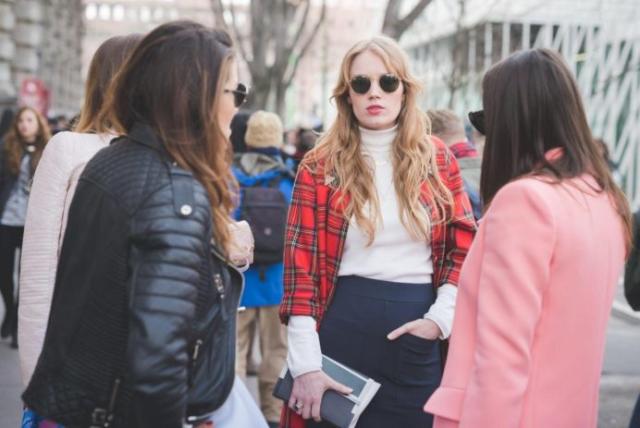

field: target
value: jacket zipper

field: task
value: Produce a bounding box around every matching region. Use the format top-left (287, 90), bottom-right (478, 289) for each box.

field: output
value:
top-left (213, 273), bottom-right (225, 300)
top-left (213, 273), bottom-right (228, 321)
top-left (210, 243), bottom-right (245, 313)
top-left (90, 377), bottom-right (120, 428)
top-left (192, 338), bottom-right (203, 361)
top-left (106, 378), bottom-right (121, 425)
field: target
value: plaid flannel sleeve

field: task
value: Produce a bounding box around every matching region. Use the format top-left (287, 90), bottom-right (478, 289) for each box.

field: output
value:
top-left (279, 166), bottom-right (321, 324)
top-left (440, 147), bottom-right (477, 286)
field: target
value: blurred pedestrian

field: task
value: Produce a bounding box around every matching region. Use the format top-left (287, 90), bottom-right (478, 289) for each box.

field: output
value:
top-left (0, 107), bottom-right (15, 139)
top-left (286, 128), bottom-right (318, 174)
top-left (427, 109), bottom-right (482, 219)
top-left (22, 21), bottom-right (246, 428)
top-left (0, 106), bottom-right (50, 349)
top-left (281, 36), bottom-right (476, 428)
top-left (18, 33), bottom-right (142, 387)
top-left (230, 110), bottom-right (253, 154)
top-left (233, 110), bottom-right (294, 427)
top-left (425, 48), bottom-right (631, 428)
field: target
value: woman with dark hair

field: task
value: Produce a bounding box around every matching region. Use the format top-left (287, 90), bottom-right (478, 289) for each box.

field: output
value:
top-left (18, 33), bottom-right (142, 389)
top-left (0, 106), bottom-right (50, 349)
top-left (22, 21), bottom-right (248, 428)
top-left (425, 48), bottom-right (631, 428)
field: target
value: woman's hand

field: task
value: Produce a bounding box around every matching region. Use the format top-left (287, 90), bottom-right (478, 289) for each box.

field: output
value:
top-left (227, 220), bottom-right (254, 268)
top-left (289, 370), bottom-right (353, 421)
top-left (387, 318), bottom-right (442, 341)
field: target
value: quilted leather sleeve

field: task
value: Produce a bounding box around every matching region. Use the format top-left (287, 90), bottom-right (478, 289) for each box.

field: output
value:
top-left (126, 179), bottom-right (212, 428)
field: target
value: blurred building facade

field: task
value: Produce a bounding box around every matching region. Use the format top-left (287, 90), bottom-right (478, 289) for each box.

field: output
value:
top-left (82, 0), bottom-right (213, 81)
top-left (402, 0), bottom-right (640, 207)
top-left (0, 0), bottom-right (84, 115)
top-left (82, 0), bottom-right (386, 129)
top-left (285, 0), bottom-right (385, 128)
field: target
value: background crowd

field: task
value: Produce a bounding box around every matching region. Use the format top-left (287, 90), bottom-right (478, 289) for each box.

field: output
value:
top-left (0, 15), bottom-right (637, 428)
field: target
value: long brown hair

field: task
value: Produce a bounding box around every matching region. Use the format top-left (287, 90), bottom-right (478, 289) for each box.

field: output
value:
top-left (97, 20), bottom-right (237, 252)
top-left (2, 106), bottom-right (51, 175)
top-left (304, 37), bottom-right (453, 244)
top-left (480, 48), bottom-right (632, 251)
top-left (74, 34), bottom-right (143, 133)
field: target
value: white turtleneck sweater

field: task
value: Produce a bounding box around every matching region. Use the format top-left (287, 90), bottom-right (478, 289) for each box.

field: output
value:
top-left (286, 125), bottom-right (458, 378)
top-left (338, 125), bottom-right (434, 282)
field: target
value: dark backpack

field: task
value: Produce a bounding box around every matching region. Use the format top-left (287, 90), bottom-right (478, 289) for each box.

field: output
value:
top-left (239, 176), bottom-right (288, 264)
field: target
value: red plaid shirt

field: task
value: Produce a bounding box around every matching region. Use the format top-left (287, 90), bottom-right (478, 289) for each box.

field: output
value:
top-left (279, 137), bottom-right (477, 428)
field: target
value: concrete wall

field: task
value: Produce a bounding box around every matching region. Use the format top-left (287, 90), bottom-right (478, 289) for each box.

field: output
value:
top-left (0, 0), bottom-right (84, 115)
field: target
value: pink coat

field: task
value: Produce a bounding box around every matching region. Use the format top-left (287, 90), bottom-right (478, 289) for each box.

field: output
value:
top-left (424, 174), bottom-right (626, 428)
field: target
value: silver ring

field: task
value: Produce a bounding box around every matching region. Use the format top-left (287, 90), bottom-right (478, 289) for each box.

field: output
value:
top-left (295, 401), bottom-right (303, 410)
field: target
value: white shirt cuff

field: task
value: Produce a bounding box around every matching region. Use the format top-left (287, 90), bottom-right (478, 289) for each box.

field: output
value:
top-left (287, 315), bottom-right (323, 378)
top-left (423, 283), bottom-right (457, 339)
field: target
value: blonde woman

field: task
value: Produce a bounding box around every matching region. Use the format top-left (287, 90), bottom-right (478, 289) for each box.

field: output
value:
top-left (280, 37), bottom-right (476, 428)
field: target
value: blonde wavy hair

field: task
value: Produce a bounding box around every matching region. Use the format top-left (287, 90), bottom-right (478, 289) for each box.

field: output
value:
top-left (304, 36), bottom-right (454, 244)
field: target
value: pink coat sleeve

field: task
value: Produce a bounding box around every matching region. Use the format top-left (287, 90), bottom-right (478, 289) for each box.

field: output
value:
top-left (459, 180), bottom-right (556, 428)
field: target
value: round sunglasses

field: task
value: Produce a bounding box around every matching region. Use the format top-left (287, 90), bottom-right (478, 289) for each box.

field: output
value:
top-left (225, 83), bottom-right (249, 107)
top-left (349, 74), bottom-right (401, 95)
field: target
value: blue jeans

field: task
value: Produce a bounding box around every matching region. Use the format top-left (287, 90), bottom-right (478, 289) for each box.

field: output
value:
top-left (21, 408), bottom-right (64, 428)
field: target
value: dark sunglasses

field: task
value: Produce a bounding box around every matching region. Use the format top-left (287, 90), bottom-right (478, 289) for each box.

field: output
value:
top-left (225, 83), bottom-right (249, 107)
top-left (349, 74), bottom-right (401, 95)
top-left (468, 110), bottom-right (485, 135)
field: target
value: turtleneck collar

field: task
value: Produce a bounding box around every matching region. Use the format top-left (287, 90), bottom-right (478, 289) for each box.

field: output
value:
top-left (359, 124), bottom-right (397, 162)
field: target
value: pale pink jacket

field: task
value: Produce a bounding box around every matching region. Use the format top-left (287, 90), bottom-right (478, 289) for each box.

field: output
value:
top-left (18, 132), bottom-right (110, 386)
top-left (424, 174), bottom-right (626, 428)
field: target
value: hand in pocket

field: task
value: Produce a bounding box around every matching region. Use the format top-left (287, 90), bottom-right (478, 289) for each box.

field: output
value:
top-left (386, 318), bottom-right (441, 341)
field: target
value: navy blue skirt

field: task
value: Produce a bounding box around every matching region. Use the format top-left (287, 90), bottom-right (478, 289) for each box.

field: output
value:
top-left (309, 275), bottom-right (442, 428)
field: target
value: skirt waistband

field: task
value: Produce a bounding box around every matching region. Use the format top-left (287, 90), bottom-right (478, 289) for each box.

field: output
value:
top-left (336, 275), bottom-right (433, 303)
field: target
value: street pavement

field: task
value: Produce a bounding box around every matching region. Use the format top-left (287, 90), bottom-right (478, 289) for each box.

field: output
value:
top-left (1, 289), bottom-right (639, 428)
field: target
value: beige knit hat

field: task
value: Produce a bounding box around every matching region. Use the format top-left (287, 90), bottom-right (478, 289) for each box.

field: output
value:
top-left (244, 110), bottom-right (284, 149)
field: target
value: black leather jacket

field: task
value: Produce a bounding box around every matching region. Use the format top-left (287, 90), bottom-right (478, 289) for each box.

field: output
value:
top-left (23, 124), bottom-right (242, 428)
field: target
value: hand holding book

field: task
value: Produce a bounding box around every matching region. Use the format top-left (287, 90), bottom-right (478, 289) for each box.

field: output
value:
top-left (289, 370), bottom-right (353, 421)
top-left (273, 355), bottom-right (381, 428)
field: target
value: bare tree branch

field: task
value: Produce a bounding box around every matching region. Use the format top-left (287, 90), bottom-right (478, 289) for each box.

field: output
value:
top-left (286, 0), bottom-right (311, 59)
top-left (210, 0), bottom-right (230, 31)
top-left (227, 0), bottom-right (251, 63)
top-left (210, 0), bottom-right (252, 64)
top-left (382, 0), bottom-right (401, 35)
top-left (209, 0), bottom-right (327, 116)
top-left (382, 0), bottom-right (435, 40)
top-left (395, 0), bottom-right (434, 35)
top-left (284, 0), bottom-right (326, 87)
